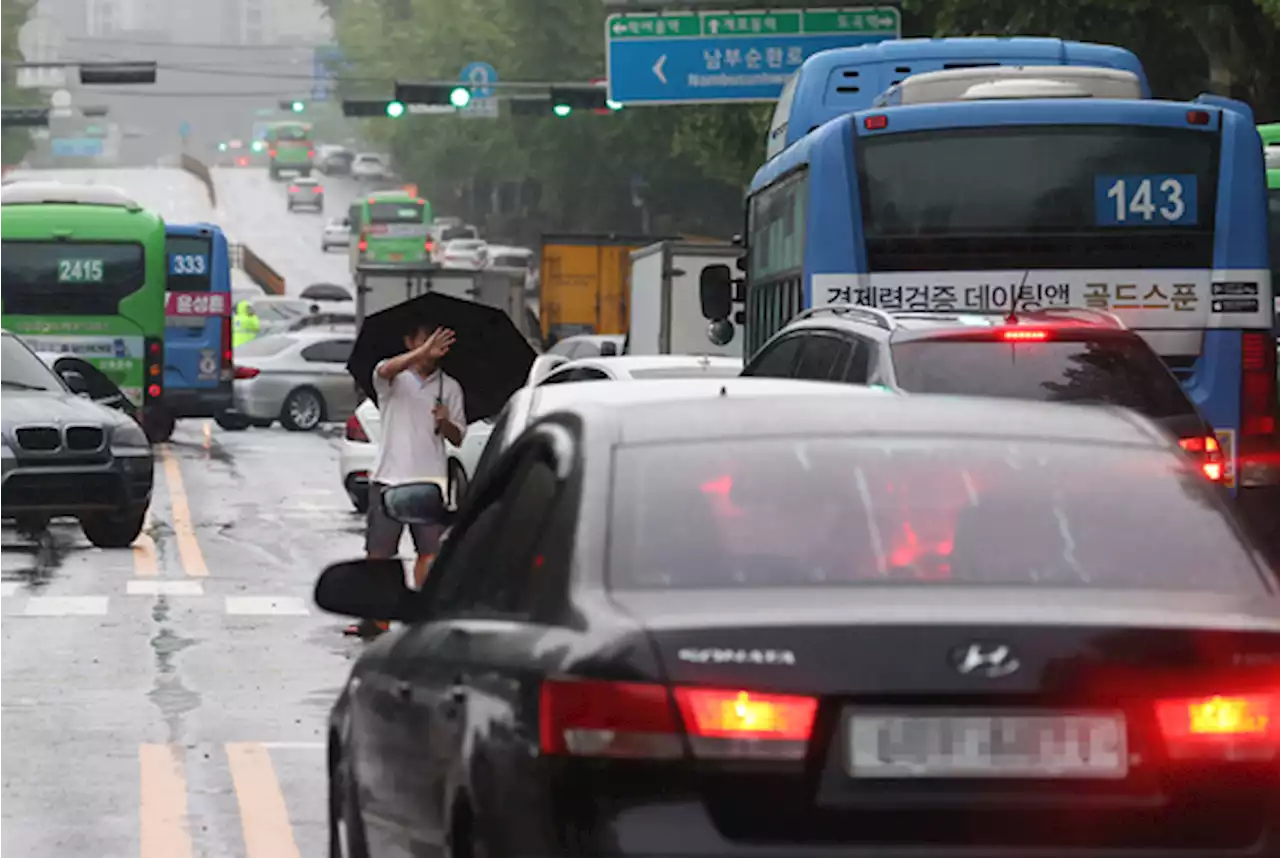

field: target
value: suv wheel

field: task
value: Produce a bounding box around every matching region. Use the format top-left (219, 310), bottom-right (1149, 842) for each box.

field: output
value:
top-left (80, 506), bottom-right (147, 548)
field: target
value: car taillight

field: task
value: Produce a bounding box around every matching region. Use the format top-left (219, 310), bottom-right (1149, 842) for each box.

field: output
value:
top-left (1156, 692), bottom-right (1279, 760)
top-left (234, 366), bottom-right (260, 379)
top-left (307, 149), bottom-right (315, 158)
top-left (220, 318), bottom-right (233, 381)
top-left (288, 185), bottom-right (299, 193)
top-left (145, 337), bottom-right (163, 401)
top-left (1178, 434), bottom-right (1224, 481)
top-left (344, 414), bottom-right (369, 442)
top-left (268, 148), bottom-right (276, 157)
top-left (313, 186), bottom-right (323, 193)
top-left (358, 237), bottom-right (368, 253)
top-left (538, 679), bottom-right (817, 761)
top-left (1001, 329), bottom-right (1049, 341)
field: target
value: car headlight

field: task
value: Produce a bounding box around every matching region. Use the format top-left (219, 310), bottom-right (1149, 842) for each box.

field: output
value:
top-left (110, 420), bottom-right (150, 450)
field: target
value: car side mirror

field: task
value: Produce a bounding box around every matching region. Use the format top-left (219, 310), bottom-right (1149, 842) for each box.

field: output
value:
top-left (61, 370), bottom-right (89, 395)
top-left (313, 558), bottom-right (422, 621)
top-left (382, 481), bottom-right (455, 525)
top-left (599, 341), bottom-right (619, 357)
top-left (699, 265), bottom-right (733, 320)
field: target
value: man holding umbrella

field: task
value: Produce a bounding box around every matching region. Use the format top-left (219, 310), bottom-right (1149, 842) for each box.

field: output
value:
top-left (366, 324), bottom-right (466, 591)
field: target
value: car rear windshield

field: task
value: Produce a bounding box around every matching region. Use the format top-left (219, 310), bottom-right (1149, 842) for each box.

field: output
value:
top-left (368, 202), bottom-right (424, 224)
top-left (609, 437), bottom-right (1266, 592)
top-left (1, 240), bottom-right (146, 315)
top-left (441, 226), bottom-right (478, 241)
top-left (234, 335), bottom-right (293, 357)
top-left (891, 335), bottom-right (1197, 419)
top-left (629, 365), bottom-right (741, 379)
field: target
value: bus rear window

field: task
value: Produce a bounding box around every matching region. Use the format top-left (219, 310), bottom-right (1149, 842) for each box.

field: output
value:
top-left (273, 126), bottom-right (309, 141)
top-left (368, 202), bottom-right (425, 224)
top-left (1, 241), bottom-right (145, 315)
top-left (859, 126), bottom-right (1218, 236)
top-left (891, 335), bottom-right (1197, 420)
top-left (166, 235), bottom-right (213, 292)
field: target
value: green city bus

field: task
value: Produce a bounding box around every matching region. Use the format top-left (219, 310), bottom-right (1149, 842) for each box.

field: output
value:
top-left (1, 183), bottom-right (169, 435)
top-left (347, 190), bottom-right (435, 276)
top-left (265, 121), bottom-right (314, 180)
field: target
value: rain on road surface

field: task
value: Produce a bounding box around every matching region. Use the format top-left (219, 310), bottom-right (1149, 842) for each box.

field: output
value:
top-left (2, 167), bottom-right (381, 857)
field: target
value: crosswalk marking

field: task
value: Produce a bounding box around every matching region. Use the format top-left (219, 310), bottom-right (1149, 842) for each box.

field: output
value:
top-left (126, 580), bottom-right (204, 596)
top-left (1, 581), bottom-right (21, 598)
top-left (23, 596), bottom-right (109, 616)
top-left (226, 742), bottom-right (303, 858)
top-left (139, 743), bottom-right (194, 858)
top-left (225, 596), bottom-right (311, 616)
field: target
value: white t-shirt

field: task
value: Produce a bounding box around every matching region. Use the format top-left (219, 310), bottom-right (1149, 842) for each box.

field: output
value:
top-left (371, 361), bottom-right (467, 485)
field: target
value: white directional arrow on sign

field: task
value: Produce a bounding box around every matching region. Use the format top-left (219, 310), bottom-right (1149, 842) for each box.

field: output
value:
top-left (652, 55), bottom-right (667, 84)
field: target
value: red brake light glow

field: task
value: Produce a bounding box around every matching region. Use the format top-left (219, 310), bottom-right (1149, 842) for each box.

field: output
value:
top-left (344, 414), bottom-right (369, 442)
top-left (288, 185), bottom-right (300, 193)
top-left (1178, 435), bottom-right (1224, 481)
top-left (864, 114), bottom-right (888, 130)
top-left (234, 366), bottom-right (260, 379)
top-left (357, 237), bottom-right (368, 253)
top-left (1186, 109), bottom-right (1211, 126)
top-left (1156, 692), bottom-right (1278, 759)
top-left (1001, 329), bottom-right (1049, 341)
top-left (538, 679), bottom-right (817, 761)
top-left (313, 186), bottom-right (323, 193)
top-left (424, 240), bottom-right (435, 253)
top-left (147, 383), bottom-right (162, 399)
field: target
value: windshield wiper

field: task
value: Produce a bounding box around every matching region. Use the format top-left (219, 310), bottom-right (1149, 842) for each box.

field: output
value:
top-left (1, 380), bottom-right (49, 391)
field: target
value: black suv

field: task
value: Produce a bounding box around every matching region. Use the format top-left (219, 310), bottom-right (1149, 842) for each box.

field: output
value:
top-left (743, 305), bottom-right (1226, 480)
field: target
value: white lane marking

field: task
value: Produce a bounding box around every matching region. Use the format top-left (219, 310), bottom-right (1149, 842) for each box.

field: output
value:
top-left (23, 596), bottom-right (110, 616)
top-left (225, 596), bottom-right (311, 616)
top-left (1, 581), bottom-right (21, 598)
top-left (259, 741), bottom-right (325, 750)
top-left (127, 580), bottom-right (205, 596)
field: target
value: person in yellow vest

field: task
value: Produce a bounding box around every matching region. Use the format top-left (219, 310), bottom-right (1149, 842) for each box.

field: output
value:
top-left (232, 300), bottom-right (261, 348)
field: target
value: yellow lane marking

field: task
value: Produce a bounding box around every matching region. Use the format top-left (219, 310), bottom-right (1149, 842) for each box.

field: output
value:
top-left (139, 744), bottom-right (194, 858)
top-left (132, 507), bottom-right (158, 577)
top-left (225, 742), bottom-right (303, 858)
top-left (159, 447), bottom-right (208, 578)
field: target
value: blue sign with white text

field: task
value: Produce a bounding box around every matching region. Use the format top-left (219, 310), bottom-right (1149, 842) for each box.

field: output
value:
top-left (169, 253), bottom-right (209, 276)
top-left (313, 45), bottom-right (345, 102)
top-left (606, 9), bottom-right (899, 104)
top-left (460, 61), bottom-right (498, 98)
top-left (1094, 174), bottom-right (1198, 227)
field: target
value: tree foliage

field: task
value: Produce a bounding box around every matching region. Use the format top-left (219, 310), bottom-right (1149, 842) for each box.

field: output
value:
top-left (2, 0), bottom-right (40, 164)
top-left (331, 0), bottom-right (1279, 242)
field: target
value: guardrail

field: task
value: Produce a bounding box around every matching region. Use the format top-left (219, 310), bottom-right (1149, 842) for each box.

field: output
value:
top-left (179, 153), bottom-right (217, 207)
top-left (238, 243), bottom-right (286, 295)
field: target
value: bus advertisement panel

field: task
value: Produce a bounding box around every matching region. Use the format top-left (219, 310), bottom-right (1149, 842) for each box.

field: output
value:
top-left (731, 96), bottom-right (1273, 501)
top-left (163, 223), bottom-right (233, 422)
top-left (1, 187), bottom-right (168, 437)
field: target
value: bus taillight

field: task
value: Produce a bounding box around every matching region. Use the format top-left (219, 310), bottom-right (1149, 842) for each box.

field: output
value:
top-left (145, 338), bottom-right (164, 402)
top-left (358, 236), bottom-right (368, 253)
top-left (220, 317), bottom-right (234, 382)
top-left (1241, 332), bottom-right (1277, 436)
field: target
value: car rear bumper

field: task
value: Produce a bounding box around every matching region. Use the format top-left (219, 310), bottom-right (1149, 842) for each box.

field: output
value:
top-left (1, 454), bottom-right (153, 518)
top-left (338, 437), bottom-right (374, 503)
top-left (161, 386), bottom-right (233, 418)
top-left (289, 197), bottom-right (324, 207)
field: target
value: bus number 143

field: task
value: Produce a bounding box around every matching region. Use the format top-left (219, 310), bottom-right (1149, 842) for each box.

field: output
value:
top-left (1097, 174), bottom-right (1196, 226)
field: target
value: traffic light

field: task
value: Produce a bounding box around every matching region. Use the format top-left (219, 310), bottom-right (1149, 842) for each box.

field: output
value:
top-left (251, 140), bottom-right (265, 152)
top-left (342, 99), bottom-right (405, 118)
top-left (549, 87), bottom-right (620, 117)
top-left (80, 62), bottom-right (156, 84)
top-left (1, 107), bottom-right (50, 128)
top-left (394, 82), bottom-right (472, 109)
top-left (278, 99), bottom-right (306, 112)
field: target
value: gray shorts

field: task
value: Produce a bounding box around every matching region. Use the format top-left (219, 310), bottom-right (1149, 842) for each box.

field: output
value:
top-left (366, 482), bottom-right (445, 558)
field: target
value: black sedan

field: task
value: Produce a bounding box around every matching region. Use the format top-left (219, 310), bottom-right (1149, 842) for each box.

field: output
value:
top-left (316, 390), bottom-right (1280, 858)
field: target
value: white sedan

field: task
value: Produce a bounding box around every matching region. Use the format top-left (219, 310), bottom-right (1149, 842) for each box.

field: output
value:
top-left (321, 217), bottom-right (350, 251)
top-left (439, 239), bottom-right (488, 271)
top-left (350, 153), bottom-right (390, 180)
top-left (337, 353), bottom-right (742, 512)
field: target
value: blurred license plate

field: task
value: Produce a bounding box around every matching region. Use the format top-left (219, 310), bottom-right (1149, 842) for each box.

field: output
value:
top-left (847, 712), bottom-right (1127, 779)
top-left (388, 253), bottom-right (404, 261)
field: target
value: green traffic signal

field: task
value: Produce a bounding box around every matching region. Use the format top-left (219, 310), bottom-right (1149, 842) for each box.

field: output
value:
top-left (291, 100), bottom-right (305, 113)
top-left (552, 103), bottom-right (572, 117)
top-left (251, 140), bottom-right (264, 152)
top-left (449, 87), bottom-right (471, 109)
top-left (218, 142), bottom-right (228, 152)
top-left (606, 99), bottom-right (623, 111)
top-left (386, 100), bottom-right (406, 118)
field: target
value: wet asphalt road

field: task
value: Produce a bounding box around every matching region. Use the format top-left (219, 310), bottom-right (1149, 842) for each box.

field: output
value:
top-left (2, 165), bottom-right (380, 857)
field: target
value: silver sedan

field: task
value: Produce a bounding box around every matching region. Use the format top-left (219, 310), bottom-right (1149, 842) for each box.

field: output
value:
top-left (231, 328), bottom-right (360, 431)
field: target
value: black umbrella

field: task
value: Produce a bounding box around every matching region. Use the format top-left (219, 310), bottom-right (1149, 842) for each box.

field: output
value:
top-left (347, 293), bottom-right (535, 422)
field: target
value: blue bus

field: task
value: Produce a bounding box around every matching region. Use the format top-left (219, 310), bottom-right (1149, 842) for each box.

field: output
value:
top-left (764, 37), bottom-right (1149, 160)
top-left (707, 69), bottom-right (1274, 502)
top-left (160, 222), bottom-right (233, 433)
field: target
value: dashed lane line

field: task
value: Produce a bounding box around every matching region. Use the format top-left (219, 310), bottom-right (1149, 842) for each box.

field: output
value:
top-left (224, 596), bottom-right (311, 616)
top-left (22, 596), bottom-right (109, 616)
top-left (126, 580), bottom-right (205, 596)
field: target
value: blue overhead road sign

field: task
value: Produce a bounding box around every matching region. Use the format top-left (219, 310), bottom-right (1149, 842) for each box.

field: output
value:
top-left (606, 8), bottom-right (900, 105)
top-left (313, 45), bottom-right (344, 102)
top-left (460, 61), bottom-right (498, 98)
